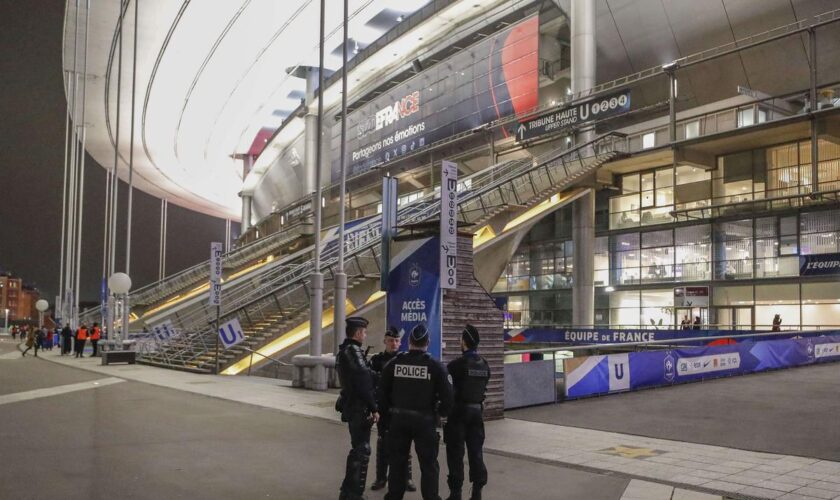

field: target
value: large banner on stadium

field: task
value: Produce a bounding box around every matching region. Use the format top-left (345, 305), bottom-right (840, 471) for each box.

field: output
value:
top-left (505, 327), bottom-right (751, 345)
top-left (386, 237), bottom-right (442, 359)
top-left (332, 15), bottom-right (540, 180)
top-left (565, 334), bottom-right (840, 399)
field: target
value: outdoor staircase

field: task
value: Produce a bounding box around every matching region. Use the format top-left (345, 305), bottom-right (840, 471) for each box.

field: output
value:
top-left (134, 132), bottom-right (627, 375)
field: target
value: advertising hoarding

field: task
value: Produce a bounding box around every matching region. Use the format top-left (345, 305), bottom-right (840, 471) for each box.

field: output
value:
top-left (332, 15), bottom-right (540, 180)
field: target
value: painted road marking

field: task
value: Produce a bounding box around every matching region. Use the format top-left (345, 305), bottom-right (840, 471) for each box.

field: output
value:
top-left (0, 377), bottom-right (125, 406)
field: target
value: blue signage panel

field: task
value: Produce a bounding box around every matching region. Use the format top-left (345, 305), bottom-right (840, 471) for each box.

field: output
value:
top-left (386, 237), bottom-right (442, 359)
top-left (800, 253), bottom-right (840, 275)
top-left (565, 334), bottom-right (840, 399)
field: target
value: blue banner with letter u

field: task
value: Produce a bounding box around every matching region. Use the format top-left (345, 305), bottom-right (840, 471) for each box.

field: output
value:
top-left (386, 237), bottom-right (442, 359)
top-left (565, 334), bottom-right (840, 399)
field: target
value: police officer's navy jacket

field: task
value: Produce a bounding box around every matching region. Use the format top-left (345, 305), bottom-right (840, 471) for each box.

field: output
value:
top-left (378, 350), bottom-right (453, 416)
top-left (337, 338), bottom-right (378, 413)
top-left (447, 350), bottom-right (490, 405)
top-left (369, 350), bottom-right (398, 387)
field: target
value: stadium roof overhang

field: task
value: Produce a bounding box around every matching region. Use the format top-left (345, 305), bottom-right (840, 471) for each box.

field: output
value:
top-left (62, 0), bottom-right (512, 219)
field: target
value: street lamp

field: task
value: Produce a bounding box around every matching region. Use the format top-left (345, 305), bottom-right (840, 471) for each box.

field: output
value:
top-left (35, 300), bottom-right (49, 328)
top-left (108, 272), bottom-right (132, 344)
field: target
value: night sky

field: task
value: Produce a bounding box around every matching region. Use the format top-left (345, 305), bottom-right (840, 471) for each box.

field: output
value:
top-left (0, 0), bottom-right (237, 304)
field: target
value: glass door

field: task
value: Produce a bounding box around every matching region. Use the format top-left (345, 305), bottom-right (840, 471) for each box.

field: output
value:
top-left (716, 306), bottom-right (753, 331)
top-left (675, 307), bottom-right (708, 329)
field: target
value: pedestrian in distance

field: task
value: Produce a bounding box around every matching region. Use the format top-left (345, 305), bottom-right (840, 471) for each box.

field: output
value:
top-left (444, 324), bottom-right (491, 500)
top-left (772, 314), bottom-right (782, 332)
top-left (21, 326), bottom-right (38, 357)
top-left (379, 323), bottom-right (453, 500)
top-left (369, 326), bottom-right (416, 492)
top-left (74, 323), bottom-right (88, 358)
top-left (336, 316), bottom-right (379, 500)
top-left (10, 325), bottom-right (17, 340)
top-left (89, 322), bottom-right (101, 357)
top-left (60, 324), bottom-right (72, 355)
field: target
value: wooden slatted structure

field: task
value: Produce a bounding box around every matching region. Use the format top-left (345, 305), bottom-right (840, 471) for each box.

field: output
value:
top-left (442, 234), bottom-right (505, 420)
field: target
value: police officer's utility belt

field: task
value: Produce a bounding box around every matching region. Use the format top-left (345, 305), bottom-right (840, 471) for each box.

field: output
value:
top-left (390, 408), bottom-right (435, 419)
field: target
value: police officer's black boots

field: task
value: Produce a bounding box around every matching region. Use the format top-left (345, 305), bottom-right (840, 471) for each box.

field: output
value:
top-left (446, 486), bottom-right (461, 500)
top-left (469, 483), bottom-right (483, 500)
top-left (371, 440), bottom-right (387, 490)
top-left (406, 459), bottom-right (416, 492)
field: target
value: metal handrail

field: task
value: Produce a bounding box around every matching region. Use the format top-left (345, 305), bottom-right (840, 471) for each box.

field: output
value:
top-left (144, 133), bottom-right (626, 370)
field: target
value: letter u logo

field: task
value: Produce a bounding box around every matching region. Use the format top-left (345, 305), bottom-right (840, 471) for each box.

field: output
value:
top-left (220, 325), bottom-right (237, 343)
top-left (614, 363), bottom-right (625, 380)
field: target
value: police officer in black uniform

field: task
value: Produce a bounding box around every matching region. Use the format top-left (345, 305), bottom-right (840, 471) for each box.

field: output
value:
top-left (444, 324), bottom-right (491, 500)
top-left (379, 323), bottom-right (453, 500)
top-left (336, 316), bottom-right (379, 500)
top-left (369, 326), bottom-right (416, 492)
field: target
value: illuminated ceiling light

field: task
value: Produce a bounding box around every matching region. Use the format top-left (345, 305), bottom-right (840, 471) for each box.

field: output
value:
top-left (605, 286), bottom-right (615, 292)
top-left (396, 14), bottom-right (404, 22)
top-left (353, 40), bottom-right (359, 54)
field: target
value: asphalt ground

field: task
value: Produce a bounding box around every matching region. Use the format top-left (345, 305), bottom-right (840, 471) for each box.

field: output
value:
top-left (0, 336), bottom-right (628, 500)
top-left (509, 362), bottom-right (840, 461)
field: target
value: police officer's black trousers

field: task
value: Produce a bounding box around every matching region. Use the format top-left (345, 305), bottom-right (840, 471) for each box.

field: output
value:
top-left (376, 419), bottom-right (413, 483)
top-left (444, 405), bottom-right (487, 490)
top-left (385, 410), bottom-right (440, 500)
top-left (340, 411), bottom-right (372, 500)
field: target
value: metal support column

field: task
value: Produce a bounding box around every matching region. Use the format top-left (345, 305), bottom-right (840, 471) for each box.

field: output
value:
top-left (809, 28), bottom-right (819, 194)
top-left (571, 0), bottom-right (596, 327)
top-left (333, 0), bottom-right (350, 355)
top-left (122, 0), bottom-right (139, 339)
top-left (309, 0), bottom-right (326, 358)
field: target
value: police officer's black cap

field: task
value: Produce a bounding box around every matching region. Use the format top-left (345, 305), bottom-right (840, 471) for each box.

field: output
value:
top-left (462, 324), bottom-right (480, 348)
top-left (346, 316), bottom-right (369, 329)
top-left (410, 323), bottom-right (429, 343)
top-left (385, 326), bottom-right (401, 338)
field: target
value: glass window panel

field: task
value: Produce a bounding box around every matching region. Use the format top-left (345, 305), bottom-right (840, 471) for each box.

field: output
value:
top-left (800, 232), bottom-right (839, 255)
top-left (755, 283), bottom-right (799, 304)
top-left (755, 305), bottom-right (799, 329)
top-left (642, 132), bottom-right (655, 149)
top-left (755, 238), bottom-right (778, 258)
top-left (718, 220), bottom-right (753, 240)
top-left (713, 285), bottom-right (753, 305)
top-left (656, 169), bottom-right (674, 188)
top-left (641, 247), bottom-right (674, 282)
top-left (641, 173), bottom-right (654, 192)
top-left (780, 216), bottom-right (797, 236)
top-left (737, 107), bottom-right (754, 127)
top-left (641, 190), bottom-right (656, 208)
top-left (613, 233), bottom-right (640, 250)
top-left (622, 173), bottom-right (640, 193)
top-left (640, 206), bottom-right (673, 226)
top-left (685, 120), bottom-right (700, 139)
top-left (610, 290), bottom-right (640, 308)
top-left (675, 224), bottom-right (711, 245)
top-left (801, 210), bottom-right (840, 234)
top-left (642, 229), bottom-right (673, 248)
top-left (780, 235), bottom-right (798, 255)
top-left (610, 194), bottom-right (638, 213)
top-left (802, 282), bottom-right (840, 303)
top-left (675, 165), bottom-right (711, 185)
top-left (802, 305), bottom-right (840, 329)
top-left (656, 187), bottom-right (674, 206)
top-left (755, 217), bottom-right (777, 238)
